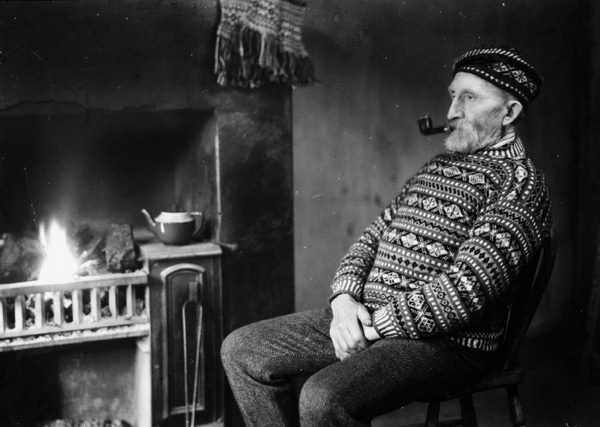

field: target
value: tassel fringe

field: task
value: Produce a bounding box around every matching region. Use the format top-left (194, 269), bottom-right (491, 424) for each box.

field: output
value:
top-left (215, 0), bottom-right (316, 89)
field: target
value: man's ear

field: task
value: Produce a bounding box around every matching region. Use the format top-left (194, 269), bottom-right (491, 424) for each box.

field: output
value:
top-left (503, 100), bottom-right (524, 126)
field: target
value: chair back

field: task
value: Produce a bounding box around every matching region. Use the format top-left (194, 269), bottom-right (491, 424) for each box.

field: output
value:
top-left (499, 226), bottom-right (557, 370)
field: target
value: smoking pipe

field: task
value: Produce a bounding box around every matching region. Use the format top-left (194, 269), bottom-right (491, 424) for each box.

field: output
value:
top-left (418, 114), bottom-right (449, 135)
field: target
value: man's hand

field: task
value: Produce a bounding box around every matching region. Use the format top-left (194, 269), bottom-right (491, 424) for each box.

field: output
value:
top-left (330, 294), bottom-right (374, 360)
top-left (363, 325), bottom-right (381, 342)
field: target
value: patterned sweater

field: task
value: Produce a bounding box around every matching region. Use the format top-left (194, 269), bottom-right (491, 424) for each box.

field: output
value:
top-left (330, 132), bottom-right (552, 351)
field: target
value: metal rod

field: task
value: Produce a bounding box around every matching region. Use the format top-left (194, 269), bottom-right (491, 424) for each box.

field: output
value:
top-left (183, 300), bottom-right (203, 427)
top-left (191, 304), bottom-right (203, 427)
top-left (182, 301), bottom-right (192, 427)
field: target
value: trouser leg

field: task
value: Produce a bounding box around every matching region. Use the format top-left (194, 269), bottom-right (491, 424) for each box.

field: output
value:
top-left (221, 307), bottom-right (494, 427)
top-left (299, 337), bottom-right (494, 427)
top-left (220, 308), bottom-right (337, 427)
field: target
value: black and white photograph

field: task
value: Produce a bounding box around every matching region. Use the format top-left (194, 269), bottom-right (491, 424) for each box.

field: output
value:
top-left (0, 1), bottom-right (599, 426)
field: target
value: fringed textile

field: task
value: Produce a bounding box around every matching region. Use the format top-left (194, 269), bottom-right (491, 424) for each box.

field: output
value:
top-left (215, 0), bottom-right (315, 88)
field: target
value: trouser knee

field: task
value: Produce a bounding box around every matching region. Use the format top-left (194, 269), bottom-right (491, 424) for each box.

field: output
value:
top-left (220, 327), bottom-right (250, 374)
top-left (299, 374), bottom-right (344, 424)
top-left (221, 324), bottom-right (273, 382)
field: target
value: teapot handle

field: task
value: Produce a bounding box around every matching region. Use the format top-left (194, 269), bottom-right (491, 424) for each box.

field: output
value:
top-left (191, 212), bottom-right (206, 239)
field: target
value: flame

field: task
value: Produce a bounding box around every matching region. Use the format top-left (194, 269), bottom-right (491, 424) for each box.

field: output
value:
top-left (38, 220), bottom-right (79, 282)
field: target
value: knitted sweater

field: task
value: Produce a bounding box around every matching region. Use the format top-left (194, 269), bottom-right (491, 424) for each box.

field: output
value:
top-left (330, 132), bottom-right (552, 351)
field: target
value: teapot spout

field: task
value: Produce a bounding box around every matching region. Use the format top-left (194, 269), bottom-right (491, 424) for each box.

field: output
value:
top-left (141, 209), bottom-right (157, 229)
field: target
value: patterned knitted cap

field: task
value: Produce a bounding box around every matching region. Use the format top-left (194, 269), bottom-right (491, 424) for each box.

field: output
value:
top-left (453, 46), bottom-right (543, 108)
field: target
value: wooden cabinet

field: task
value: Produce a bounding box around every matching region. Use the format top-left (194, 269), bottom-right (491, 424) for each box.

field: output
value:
top-left (142, 242), bottom-right (223, 427)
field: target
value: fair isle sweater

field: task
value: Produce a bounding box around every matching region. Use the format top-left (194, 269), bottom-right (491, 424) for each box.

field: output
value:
top-left (330, 132), bottom-right (552, 351)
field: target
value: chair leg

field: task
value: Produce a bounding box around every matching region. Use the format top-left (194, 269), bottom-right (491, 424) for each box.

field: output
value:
top-left (459, 394), bottom-right (478, 427)
top-left (425, 400), bottom-right (440, 427)
top-left (506, 385), bottom-right (526, 426)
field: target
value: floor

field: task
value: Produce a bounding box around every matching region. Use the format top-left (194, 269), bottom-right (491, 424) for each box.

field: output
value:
top-left (373, 334), bottom-right (600, 427)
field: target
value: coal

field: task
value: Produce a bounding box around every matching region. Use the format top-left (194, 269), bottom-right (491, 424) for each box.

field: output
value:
top-left (105, 224), bottom-right (140, 273)
top-left (0, 223), bottom-right (142, 284)
top-left (0, 232), bottom-right (44, 284)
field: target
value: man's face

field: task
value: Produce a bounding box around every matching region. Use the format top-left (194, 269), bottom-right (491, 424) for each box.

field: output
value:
top-left (445, 72), bottom-right (509, 153)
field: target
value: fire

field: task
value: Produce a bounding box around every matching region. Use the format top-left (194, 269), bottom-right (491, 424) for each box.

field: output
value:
top-left (38, 220), bottom-right (79, 282)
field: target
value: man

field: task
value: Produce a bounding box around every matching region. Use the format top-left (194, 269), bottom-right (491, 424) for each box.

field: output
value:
top-left (221, 46), bottom-right (552, 426)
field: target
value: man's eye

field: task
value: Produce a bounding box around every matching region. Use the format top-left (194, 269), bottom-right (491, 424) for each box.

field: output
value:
top-left (463, 94), bottom-right (474, 101)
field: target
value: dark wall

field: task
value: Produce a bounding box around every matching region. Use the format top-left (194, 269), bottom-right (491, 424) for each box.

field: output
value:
top-left (293, 0), bottom-right (592, 344)
top-left (580, 2), bottom-right (600, 376)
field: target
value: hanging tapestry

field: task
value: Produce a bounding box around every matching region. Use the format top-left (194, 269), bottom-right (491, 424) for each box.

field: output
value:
top-left (215, 0), bottom-right (316, 89)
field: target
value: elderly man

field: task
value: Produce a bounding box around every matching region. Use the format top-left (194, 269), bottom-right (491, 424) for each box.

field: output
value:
top-left (221, 46), bottom-right (552, 426)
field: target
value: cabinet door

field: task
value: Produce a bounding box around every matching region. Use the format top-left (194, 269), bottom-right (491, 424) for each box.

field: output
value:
top-left (154, 261), bottom-right (223, 426)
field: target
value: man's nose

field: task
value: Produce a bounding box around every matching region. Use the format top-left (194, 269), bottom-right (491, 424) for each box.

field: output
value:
top-left (447, 99), bottom-right (463, 121)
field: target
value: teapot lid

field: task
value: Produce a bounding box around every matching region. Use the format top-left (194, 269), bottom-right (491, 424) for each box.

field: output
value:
top-left (155, 211), bottom-right (194, 223)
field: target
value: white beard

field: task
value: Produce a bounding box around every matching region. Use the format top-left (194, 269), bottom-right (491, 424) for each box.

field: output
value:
top-left (444, 118), bottom-right (503, 154)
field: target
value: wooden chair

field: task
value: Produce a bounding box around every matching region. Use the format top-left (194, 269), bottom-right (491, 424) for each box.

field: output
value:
top-left (419, 227), bottom-right (557, 427)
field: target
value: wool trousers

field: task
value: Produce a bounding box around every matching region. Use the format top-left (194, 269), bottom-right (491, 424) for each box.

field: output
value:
top-left (220, 308), bottom-right (496, 427)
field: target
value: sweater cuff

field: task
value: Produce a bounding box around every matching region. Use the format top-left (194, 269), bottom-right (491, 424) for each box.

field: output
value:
top-left (331, 277), bottom-right (364, 301)
top-left (373, 305), bottom-right (404, 338)
top-left (328, 290), bottom-right (360, 304)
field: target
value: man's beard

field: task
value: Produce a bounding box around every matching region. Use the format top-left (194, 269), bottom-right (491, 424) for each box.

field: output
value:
top-left (444, 116), bottom-right (504, 154)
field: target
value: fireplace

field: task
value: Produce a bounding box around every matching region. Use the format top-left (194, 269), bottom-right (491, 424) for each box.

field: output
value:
top-left (0, 90), bottom-right (296, 427)
top-left (0, 102), bottom-right (227, 425)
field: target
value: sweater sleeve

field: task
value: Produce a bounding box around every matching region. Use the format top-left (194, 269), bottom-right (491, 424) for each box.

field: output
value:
top-left (372, 165), bottom-right (552, 339)
top-left (329, 193), bottom-right (405, 303)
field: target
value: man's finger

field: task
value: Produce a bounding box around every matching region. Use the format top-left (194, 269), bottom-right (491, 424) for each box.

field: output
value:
top-left (357, 305), bottom-right (372, 327)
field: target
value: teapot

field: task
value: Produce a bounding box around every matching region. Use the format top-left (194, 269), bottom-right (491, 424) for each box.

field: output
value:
top-left (141, 208), bottom-right (205, 245)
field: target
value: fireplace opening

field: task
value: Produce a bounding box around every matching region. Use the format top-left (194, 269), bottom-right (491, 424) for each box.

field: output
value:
top-left (0, 104), bottom-right (217, 239)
